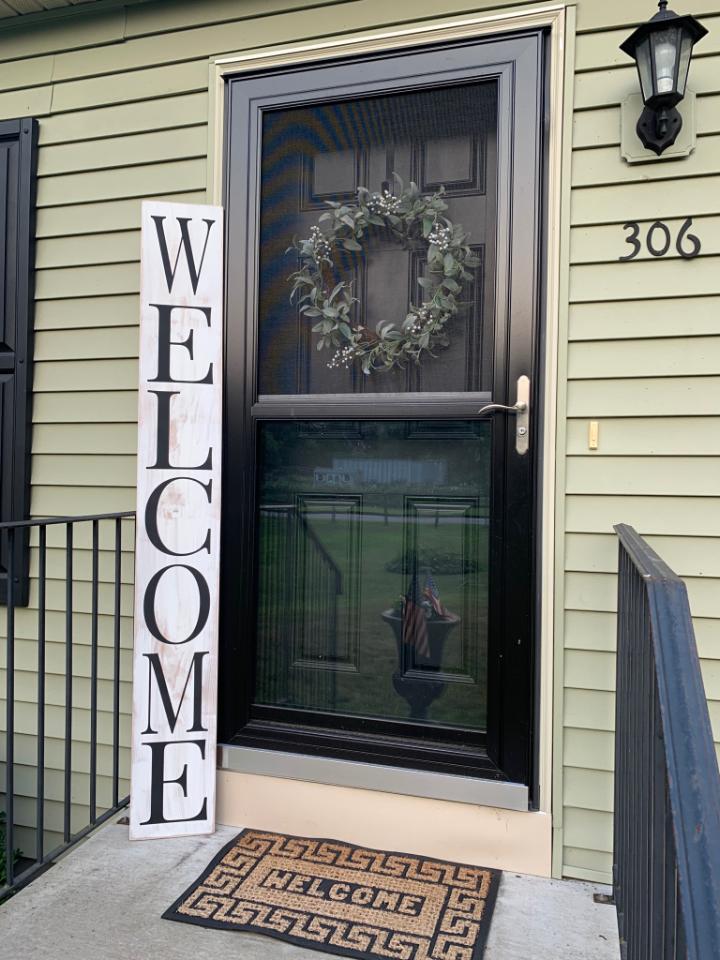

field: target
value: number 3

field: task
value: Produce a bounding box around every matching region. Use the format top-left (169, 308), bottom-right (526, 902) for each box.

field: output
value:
top-left (620, 221), bottom-right (641, 261)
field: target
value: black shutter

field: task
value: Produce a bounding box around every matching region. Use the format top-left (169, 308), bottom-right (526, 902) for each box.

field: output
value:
top-left (0, 118), bottom-right (38, 606)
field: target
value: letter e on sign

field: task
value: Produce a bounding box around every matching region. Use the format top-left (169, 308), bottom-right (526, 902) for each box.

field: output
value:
top-left (130, 201), bottom-right (223, 840)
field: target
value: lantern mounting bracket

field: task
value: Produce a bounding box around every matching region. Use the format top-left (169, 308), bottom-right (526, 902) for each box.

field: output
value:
top-left (636, 104), bottom-right (682, 155)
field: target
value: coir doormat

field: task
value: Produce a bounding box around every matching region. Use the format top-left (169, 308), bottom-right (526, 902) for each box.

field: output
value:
top-left (163, 829), bottom-right (501, 960)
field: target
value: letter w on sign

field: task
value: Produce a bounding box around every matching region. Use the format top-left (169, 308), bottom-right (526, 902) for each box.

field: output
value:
top-left (130, 201), bottom-right (223, 840)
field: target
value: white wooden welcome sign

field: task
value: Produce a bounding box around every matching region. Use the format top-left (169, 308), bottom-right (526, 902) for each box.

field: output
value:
top-left (130, 201), bottom-right (223, 839)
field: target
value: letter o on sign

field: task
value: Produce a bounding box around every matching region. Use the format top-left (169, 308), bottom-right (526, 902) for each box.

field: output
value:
top-left (351, 888), bottom-right (375, 906)
top-left (143, 564), bottom-right (211, 644)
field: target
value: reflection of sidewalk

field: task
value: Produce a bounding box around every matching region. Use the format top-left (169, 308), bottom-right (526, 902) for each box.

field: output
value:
top-left (316, 512), bottom-right (490, 525)
top-left (0, 817), bottom-right (619, 960)
top-left (263, 507), bottom-right (490, 525)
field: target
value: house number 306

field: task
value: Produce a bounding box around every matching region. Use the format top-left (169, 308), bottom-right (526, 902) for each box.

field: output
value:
top-left (619, 217), bottom-right (702, 261)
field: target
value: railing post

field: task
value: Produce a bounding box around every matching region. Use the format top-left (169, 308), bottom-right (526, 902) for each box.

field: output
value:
top-left (113, 517), bottom-right (122, 808)
top-left (89, 520), bottom-right (99, 824)
top-left (6, 528), bottom-right (16, 888)
top-left (64, 522), bottom-right (73, 844)
top-left (614, 524), bottom-right (720, 960)
top-left (36, 525), bottom-right (46, 863)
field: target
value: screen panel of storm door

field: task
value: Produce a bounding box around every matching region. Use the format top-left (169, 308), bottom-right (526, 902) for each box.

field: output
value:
top-left (223, 33), bottom-right (544, 788)
top-left (256, 82), bottom-right (497, 396)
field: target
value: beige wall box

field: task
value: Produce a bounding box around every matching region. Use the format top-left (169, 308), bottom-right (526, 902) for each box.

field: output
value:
top-left (621, 91), bottom-right (696, 164)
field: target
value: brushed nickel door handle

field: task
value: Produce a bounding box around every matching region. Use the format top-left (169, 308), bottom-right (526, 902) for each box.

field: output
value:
top-left (477, 375), bottom-right (530, 455)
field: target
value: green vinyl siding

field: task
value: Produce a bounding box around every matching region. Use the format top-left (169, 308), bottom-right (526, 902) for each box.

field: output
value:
top-left (564, 0), bottom-right (720, 874)
top-left (0, 0), bottom-right (717, 879)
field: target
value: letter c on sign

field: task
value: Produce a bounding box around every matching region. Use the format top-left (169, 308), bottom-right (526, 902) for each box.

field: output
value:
top-left (145, 477), bottom-right (212, 557)
top-left (143, 565), bottom-right (210, 645)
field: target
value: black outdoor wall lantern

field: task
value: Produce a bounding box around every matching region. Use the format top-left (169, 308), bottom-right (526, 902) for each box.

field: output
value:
top-left (620, 1), bottom-right (708, 155)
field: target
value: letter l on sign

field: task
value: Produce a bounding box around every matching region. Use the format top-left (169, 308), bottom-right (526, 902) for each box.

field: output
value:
top-left (130, 201), bottom-right (223, 839)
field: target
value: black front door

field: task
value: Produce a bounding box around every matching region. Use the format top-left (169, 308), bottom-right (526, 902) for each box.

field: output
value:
top-left (222, 32), bottom-right (545, 792)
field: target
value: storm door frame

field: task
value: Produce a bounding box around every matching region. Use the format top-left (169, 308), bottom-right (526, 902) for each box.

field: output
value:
top-left (219, 32), bottom-right (547, 795)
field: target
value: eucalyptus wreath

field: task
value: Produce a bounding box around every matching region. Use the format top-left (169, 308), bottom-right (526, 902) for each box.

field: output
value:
top-left (288, 174), bottom-right (480, 374)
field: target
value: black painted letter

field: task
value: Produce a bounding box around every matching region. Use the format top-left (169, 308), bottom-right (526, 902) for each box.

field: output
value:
top-left (152, 216), bottom-right (215, 295)
top-left (145, 477), bottom-right (212, 557)
top-left (142, 651), bottom-right (209, 735)
top-left (140, 739), bottom-right (208, 825)
top-left (143, 564), bottom-right (210, 645)
top-left (148, 303), bottom-right (213, 385)
top-left (147, 390), bottom-right (212, 471)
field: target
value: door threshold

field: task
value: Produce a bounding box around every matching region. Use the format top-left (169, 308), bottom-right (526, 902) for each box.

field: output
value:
top-left (219, 743), bottom-right (529, 812)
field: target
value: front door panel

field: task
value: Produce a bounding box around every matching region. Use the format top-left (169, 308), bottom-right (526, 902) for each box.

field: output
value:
top-left (223, 33), bottom-right (545, 791)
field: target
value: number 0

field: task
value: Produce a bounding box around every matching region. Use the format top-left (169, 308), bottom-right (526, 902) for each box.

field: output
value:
top-left (647, 221), bottom-right (671, 257)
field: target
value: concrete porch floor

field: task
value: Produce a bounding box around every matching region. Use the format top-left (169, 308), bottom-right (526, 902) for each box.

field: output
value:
top-left (0, 817), bottom-right (620, 960)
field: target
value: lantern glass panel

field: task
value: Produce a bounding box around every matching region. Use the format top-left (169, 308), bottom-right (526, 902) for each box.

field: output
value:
top-left (635, 36), bottom-right (654, 102)
top-left (677, 33), bottom-right (693, 95)
top-left (652, 27), bottom-right (680, 96)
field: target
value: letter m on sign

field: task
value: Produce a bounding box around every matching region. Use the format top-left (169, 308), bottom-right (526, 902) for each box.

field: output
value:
top-left (130, 201), bottom-right (223, 840)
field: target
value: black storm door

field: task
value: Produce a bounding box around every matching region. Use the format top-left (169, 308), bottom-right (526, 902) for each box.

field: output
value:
top-left (222, 33), bottom-right (545, 792)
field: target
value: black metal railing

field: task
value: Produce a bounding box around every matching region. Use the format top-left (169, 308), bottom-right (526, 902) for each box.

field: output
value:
top-left (614, 524), bottom-right (720, 960)
top-left (1, 511), bottom-right (135, 898)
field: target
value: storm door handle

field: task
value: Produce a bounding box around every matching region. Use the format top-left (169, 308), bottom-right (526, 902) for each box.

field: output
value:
top-left (477, 375), bottom-right (530, 456)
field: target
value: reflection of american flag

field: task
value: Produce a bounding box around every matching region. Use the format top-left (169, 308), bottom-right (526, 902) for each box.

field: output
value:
top-left (402, 575), bottom-right (432, 658)
top-left (423, 574), bottom-right (446, 618)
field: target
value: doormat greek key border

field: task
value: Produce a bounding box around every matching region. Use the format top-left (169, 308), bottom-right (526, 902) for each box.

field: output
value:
top-left (163, 828), bottom-right (502, 960)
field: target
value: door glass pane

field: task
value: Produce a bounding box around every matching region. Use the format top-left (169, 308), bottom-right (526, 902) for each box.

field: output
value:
top-left (254, 421), bottom-right (491, 732)
top-left (257, 82), bottom-right (498, 395)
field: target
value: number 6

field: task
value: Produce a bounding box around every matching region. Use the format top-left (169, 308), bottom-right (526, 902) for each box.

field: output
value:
top-left (676, 217), bottom-right (701, 259)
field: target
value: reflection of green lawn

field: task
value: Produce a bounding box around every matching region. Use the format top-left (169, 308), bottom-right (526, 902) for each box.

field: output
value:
top-left (261, 511), bottom-right (490, 732)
